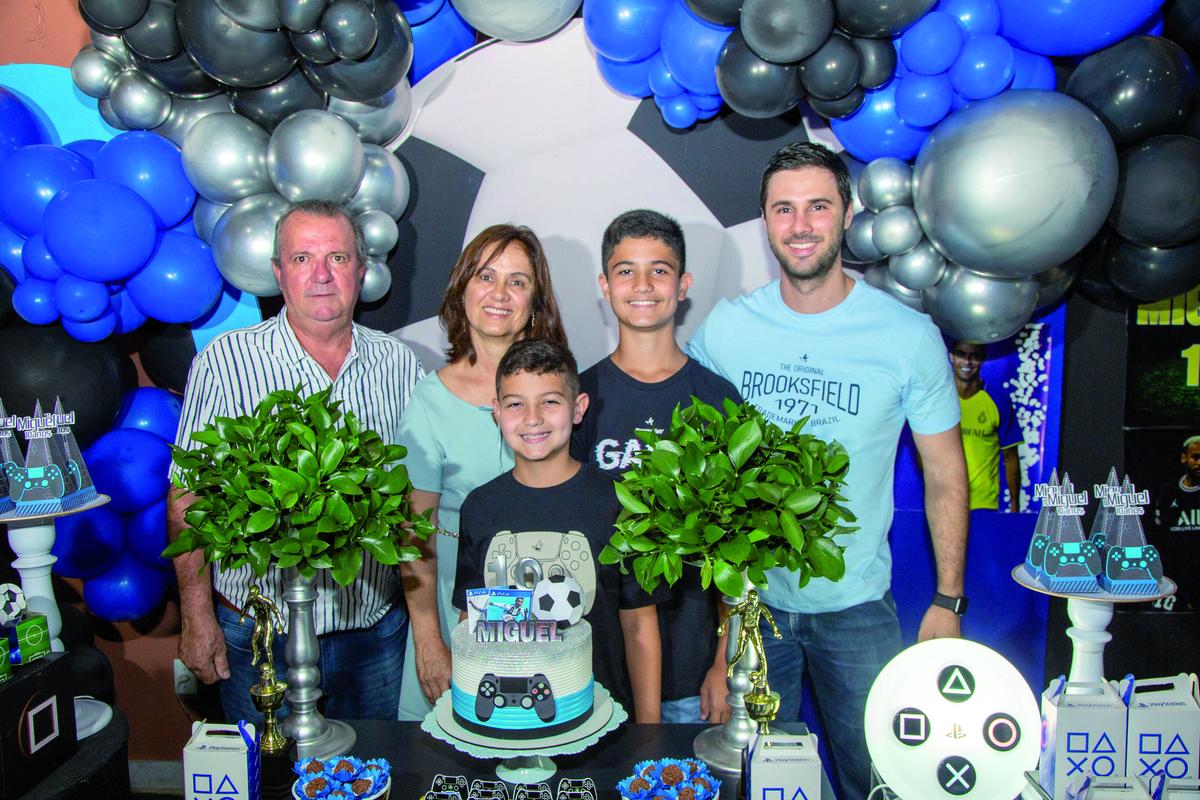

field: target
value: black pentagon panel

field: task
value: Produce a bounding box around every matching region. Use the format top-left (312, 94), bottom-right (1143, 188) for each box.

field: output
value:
top-left (549, 573), bottom-right (566, 583)
top-left (539, 594), bottom-right (556, 612)
top-left (627, 100), bottom-right (812, 228)
top-left (567, 591), bottom-right (581, 606)
top-left (354, 136), bottom-right (485, 331)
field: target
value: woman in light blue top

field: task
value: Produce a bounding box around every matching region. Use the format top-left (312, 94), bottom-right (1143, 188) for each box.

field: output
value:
top-left (396, 224), bottom-right (568, 720)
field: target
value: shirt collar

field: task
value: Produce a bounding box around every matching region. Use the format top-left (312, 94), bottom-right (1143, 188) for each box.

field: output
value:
top-left (272, 307), bottom-right (360, 373)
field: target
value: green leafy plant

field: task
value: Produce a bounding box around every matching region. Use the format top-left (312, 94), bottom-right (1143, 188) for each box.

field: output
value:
top-left (598, 398), bottom-right (856, 598)
top-left (163, 386), bottom-right (434, 586)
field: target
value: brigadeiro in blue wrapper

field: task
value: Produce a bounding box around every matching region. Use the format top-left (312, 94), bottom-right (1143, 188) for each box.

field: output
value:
top-left (361, 757), bottom-right (390, 781)
top-left (299, 772), bottom-right (333, 799)
top-left (618, 773), bottom-right (657, 800)
top-left (656, 759), bottom-right (690, 788)
top-left (295, 757), bottom-right (326, 778)
top-left (690, 772), bottom-right (721, 800)
top-left (327, 756), bottom-right (363, 782)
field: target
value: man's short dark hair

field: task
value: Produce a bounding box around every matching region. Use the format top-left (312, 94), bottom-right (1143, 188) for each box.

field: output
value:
top-left (496, 339), bottom-right (581, 398)
top-left (600, 209), bottom-right (686, 275)
top-left (271, 199), bottom-right (367, 268)
top-left (759, 142), bottom-right (852, 214)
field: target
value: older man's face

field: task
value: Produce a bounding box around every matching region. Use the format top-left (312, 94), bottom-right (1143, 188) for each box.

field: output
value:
top-left (273, 211), bottom-right (364, 327)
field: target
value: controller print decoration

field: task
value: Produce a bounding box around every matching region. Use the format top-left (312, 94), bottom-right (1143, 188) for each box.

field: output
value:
top-left (0, 396), bottom-right (97, 518)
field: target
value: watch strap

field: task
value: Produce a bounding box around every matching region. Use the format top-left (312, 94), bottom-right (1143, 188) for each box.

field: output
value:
top-left (932, 591), bottom-right (968, 615)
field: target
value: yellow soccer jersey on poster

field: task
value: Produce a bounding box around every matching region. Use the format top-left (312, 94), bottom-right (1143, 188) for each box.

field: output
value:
top-left (959, 387), bottom-right (1022, 510)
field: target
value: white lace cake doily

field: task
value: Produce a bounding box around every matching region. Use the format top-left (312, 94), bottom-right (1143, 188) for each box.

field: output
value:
top-left (421, 683), bottom-right (628, 760)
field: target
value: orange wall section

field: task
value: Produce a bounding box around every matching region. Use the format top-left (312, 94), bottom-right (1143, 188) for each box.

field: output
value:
top-left (0, 0), bottom-right (91, 68)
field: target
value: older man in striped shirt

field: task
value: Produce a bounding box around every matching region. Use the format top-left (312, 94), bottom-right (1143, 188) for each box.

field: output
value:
top-left (168, 199), bottom-right (425, 724)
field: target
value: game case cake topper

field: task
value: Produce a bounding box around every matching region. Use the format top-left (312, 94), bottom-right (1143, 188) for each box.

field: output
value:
top-left (0, 396), bottom-right (98, 518)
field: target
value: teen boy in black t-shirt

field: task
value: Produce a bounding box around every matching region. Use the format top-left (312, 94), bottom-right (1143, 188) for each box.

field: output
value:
top-left (453, 339), bottom-right (663, 720)
top-left (571, 210), bottom-right (742, 724)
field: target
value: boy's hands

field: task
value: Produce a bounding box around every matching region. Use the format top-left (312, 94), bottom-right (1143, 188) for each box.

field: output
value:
top-left (699, 658), bottom-right (731, 723)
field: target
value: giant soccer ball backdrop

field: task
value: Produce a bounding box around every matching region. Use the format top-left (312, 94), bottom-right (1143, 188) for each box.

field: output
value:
top-left (358, 20), bottom-right (842, 371)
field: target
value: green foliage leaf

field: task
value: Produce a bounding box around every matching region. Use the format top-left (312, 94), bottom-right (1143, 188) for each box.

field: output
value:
top-left (808, 537), bottom-right (846, 580)
top-left (728, 418), bottom-right (763, 469)
top-left (712, 559), bottom-right (744, 598)
top-left (614, 482), bottom-right (650, 514)
top-left (245, 508), bottom-right (278, 535)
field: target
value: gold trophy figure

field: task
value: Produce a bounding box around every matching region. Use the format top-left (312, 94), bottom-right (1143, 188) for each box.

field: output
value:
top-left (242, 585), bottom-right (289, 754)
top-left (717, 589), bottom-right (783, 733)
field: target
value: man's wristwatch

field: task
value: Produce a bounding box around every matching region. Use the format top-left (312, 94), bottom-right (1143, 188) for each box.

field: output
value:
top-left (932, 592), bottom-right (968, 616)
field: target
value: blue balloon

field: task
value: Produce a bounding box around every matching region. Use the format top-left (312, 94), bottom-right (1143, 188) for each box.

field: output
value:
top-left (396, 0), bottom-right (447, 25)
top-left (83, 552), bottom-right (168, 622)
top-left (43, 180), bottom-right (159, 282)
top-left (584, 0), bottom-right (673, 63)
top-left (54, 274), bottom-right (111, 321)
top-left (12, 278), bottom-right (59, 324)
top-left (900, 12), bottom-right (965, 75)
top-left (659, 0), bottom-right (732, 97)
top-left (409, 0), bottom-right (478, 84)
top-left (95, 132), bottom-right (197, 230)
top-left (21, 233), bottom-right (64, 281)
top-left (65, 139), bottom-right (105, 166)
top-left (0, 87), bottom-right (52, 164)
top-left (939, 0), bottom-right (1000, 36)
top-left (111, 288), bottom-right (148, 334)
top-left (1, 219), bottom-right (27, 282)
top-left (0, 145), bottom-right (92, 236)
top-left (596, 52), bottom-right (654, 97)
top-left (62, 308), bottom-right (117, 342)
top-left (648, 52), bottom-right (684, 97)
top-left (126, 232), bottom-right (224, 323)
top-left (116, 387), bottom-right (183, 442)
top-left (85, 428), bottom-right (172, 513)
top-left (831, 80), bottom-right (932, 161)
top-left (127, 499), bottom-right (170, 570)
top-left (895, 73), bottom-right (954, 127)
top-left (1010, 47), bottom-right (1056, 90)
top-left (997, 0), bottom-right (1164, 57)
top-left (949, 34), bottom-right (1014, 99)
top-left (52, 503), bottom-right (126, 579)
top-left (692, 92), bottom-right (723, 112)
top-left (1138, 12), bottom-right (1164, 36)
top-left (660, 93), bottom-right (700, 128)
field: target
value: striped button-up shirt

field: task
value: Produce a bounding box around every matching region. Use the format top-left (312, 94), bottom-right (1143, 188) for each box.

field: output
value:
top-left (173, 309), bottom-right (426, 634)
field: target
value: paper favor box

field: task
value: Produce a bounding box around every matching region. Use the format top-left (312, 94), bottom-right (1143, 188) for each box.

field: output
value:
top-left (747, 730), bottom-right (823, 800)
top-left (1040, 680), bottom-right (1128, 799)
top-left (184, 721), bottom-right (258, 800)
top-left (1120, 674), bottom-right (1200, 787)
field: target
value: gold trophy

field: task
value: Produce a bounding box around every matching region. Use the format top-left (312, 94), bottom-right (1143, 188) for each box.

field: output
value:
top-left (242, 585), bottom-right (289, 755)
top-left (718, 590), bottom-right (783, 734)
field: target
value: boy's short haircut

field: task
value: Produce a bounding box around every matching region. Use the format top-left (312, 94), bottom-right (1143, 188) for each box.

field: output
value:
top-left (496, 339), bottom-right (581, 398)
top-left (600, 209), bottom-right (686, 275)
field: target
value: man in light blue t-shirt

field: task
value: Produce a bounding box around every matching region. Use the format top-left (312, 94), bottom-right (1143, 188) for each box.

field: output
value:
top-left (688, 142), bottom-right (969, 800)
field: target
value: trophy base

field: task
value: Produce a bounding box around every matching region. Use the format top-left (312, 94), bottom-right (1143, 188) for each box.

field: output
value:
top-left (291, 718), bottom-right (357, 760)
top-left (261, 738), bottom-right (297, 800)
top-left (694, 724), bottom-right (748, 775)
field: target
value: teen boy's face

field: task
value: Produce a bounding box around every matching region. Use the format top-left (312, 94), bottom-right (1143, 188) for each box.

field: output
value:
top-left (494, 370), bottom-right (589, 463)
top-left (599, 237), bottom-right (692, 332)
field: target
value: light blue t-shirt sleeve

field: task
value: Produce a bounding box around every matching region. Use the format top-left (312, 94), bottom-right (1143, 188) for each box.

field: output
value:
top-left (686, 314), bottom-right (715, 371)
top-left (903, 323), bottom-right (961, 435)
top-left (396, 387), bottom-right (445, 495)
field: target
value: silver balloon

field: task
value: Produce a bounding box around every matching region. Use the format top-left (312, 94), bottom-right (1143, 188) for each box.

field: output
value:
top-left (267, 109), bottom-right (365, 203)
top-left (326, 81), bottom-right (412, 145)
top-left (450, 0), bottom-right (581, 42)
top-left (71, 46), bottom-right (122, 99)
top-left (871, 205), bottom-right (923, 257)
top-left (888, 237), bottom-right (946, 290)
top-left (359, 257), bottom-right (392, 303)
top-left (858, 157), bottom-right (912, 212)
top-left (90, 30), bottom-right (134, 67)
top-left (279, 0), bottom-right (331, 32)
top-left (922, 264), bottom-right (1039, 343)
top-left (913, 90), bottom-right (1118, 279)
top-left (863, 262), bottom-right (924, 312)
top-left (211, 193), bottom-right (289, 296)
top-left (182, 112), bottom-right (274, 204)
top-left (194, 198), bottom-right (233, 243)
top-left (153, 93), bottom-right (233, 147)
top-left (838, 150), bottom-right (867, 214)
top-left (97, 97), bottom-right (129, 130)
top-left (1034, 256), bottom-right (1080, 310)
top-left (110, 69), bottom-right (172, 129)
top-left (358, 209), bottom-right (399, 256)
top-left (347, 144), bottom-right (411, 218)
top-left (846, 211), bottom-right (884, 262)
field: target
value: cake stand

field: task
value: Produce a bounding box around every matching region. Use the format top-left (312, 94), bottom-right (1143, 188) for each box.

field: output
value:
top-left (1011, 565), bottom-right (1177, 684)
top-left (421, 684), bottom-right (627, 783)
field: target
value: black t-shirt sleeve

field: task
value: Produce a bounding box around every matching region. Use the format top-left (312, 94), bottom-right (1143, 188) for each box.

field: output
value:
top-left (452, 491), bottom-right (484, 612)
top-left (617, 560), bottom-right (669, 608)
top-left (571, 364), bottom-right (601, 464)
top-left (692, 361), bottom-right (743, 408)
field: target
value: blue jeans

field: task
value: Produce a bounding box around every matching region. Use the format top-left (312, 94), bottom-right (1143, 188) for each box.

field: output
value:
top-left (661, 695), bottom-right (703, 724)
top-left (760, 594), bottom-right (903, 800)
top-left (217, 602), bottom-right (408, 725)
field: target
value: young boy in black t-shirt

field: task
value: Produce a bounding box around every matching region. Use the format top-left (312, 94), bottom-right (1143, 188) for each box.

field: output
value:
top-left (453, 339), bottom-right (663, 721)
top-left (571, 209), bottom-right (742, 724)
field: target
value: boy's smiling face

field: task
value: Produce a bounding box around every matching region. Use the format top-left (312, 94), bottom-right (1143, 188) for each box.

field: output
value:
top-left (494, 369), bottom-right (588, 464)
top-left (600, 236), bottom-right (691, 332)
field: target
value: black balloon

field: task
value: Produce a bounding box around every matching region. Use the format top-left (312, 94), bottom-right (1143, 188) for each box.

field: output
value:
top-left (0, 267), bottom-right (14, 326)
top-left (279, 0), bottom-right (330, 33)
top-left (63, 644), bottom-right (116, 704)
top-left (685, 0), bottom-right (741, 27)
top-left (232, 68), bottom-right (326, 131)
top-left (1035, 254), bottom-right (1081, 310)
top-left (834, 0), bottom-right (935, 37)
top-left (807, 84), bottom-right (864, 118)
top-left (717, 30), bottom-right (804, 118)
top-left (80, 0), bottom-right (150, 30)
top-left (0, 323), bottom-right (132, 449)
top-left (1102, 227), bottom-right (1200, 303)
top-left (1110, 135), bottom-right (1200, 248)
top-left (852, 35), bottom-right (895, 89)
top-left (322, 0), bottom-right (378, 60)
top-left (798, 33), bottom-right (861, 100)
top-left (1166, 0), bottom-right (1200, 65)
top-left (302, 2), bottom-right (412, 102)
top-left (291, 28), bottom-right (338, 64)
top-left (1183, 98), bottom-right (1200, 141)
top-left (1078, 232), bottom-right (1137, 309)
top-left (740, 0), bottom-right (834, 64)
top-left (132, 48), bottom-right (221, 96)
top-left (177, 0), bottom-right (297, 88)
top-left (59, 604), bottom-right (96, 648)
top-left (122, 0), bottom-right (182, 60)
top-left (78, 0), bottom-right (127, 35)
top-left (215, 0), bottom-right (283, 31)
top-left (1065, 36), bottom-right (1198, 149)
top-left (137, 322), bottom-right (197, 394)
